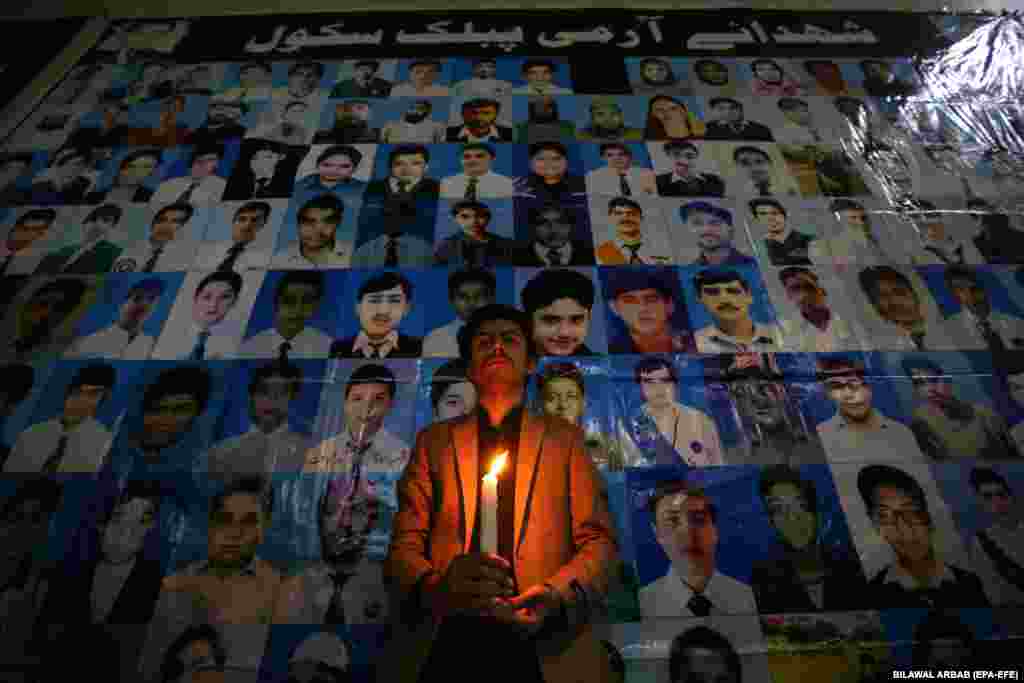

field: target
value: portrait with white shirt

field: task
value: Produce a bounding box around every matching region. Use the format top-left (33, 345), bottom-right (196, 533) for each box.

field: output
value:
top-left (682, 265), bottom-right (783, 353)
top-left (419, 266), bottom-right (510, 359)
top-left (268, 60), bottom-right (328, 108)
top-left (3, 359), bottom-right (142, 474)
top-left (762, 265), bottom-right (867, 352)
top-left (305, 359), bottom-right (418, 476)
top-left (904, 198), bottom-right (987, 267)
top-left (273, 193), bottom-right (362, 270)
top-left (237, 270), bottom-right (343, 360)
top-left (508, 56), bottom-right (574, 95)
top-left (630, 467), bottom-right (759, 619)
top-left (390, 58), bottom-right (454, 98)
top-left (110, 202), bottom-right (209, 273)
top-left (150, 269), bottom-right (264, 361)
top-left (209, 359), bottom-right (326, 478)
top-left (194, 199), bottom-right (285, 271)
top-left (65, 272), bottom-right (183, 361)
top-left (667, 198), bottom-right (758, 266)
top-left (589, 194), bottom-right (676, 266)
top-left (85, 146), bottom-right (168, 202)
top-left (919, 265), bottom-right (1024, 352)
top-left (436, 141), bottom-right (521, 200)
top-left (712, 142), bottom-right (802, 200)
top-left (843, 265), bottom-right (961, 352)
top-left (602, 615), bottom-right (772, 682)
top-left (450, 57), bottom-right (518, 98)
top-left (761, 95), bottom-right (847, 146)
top-left (147, 142), bottom-right (236, 208)
top-left (581, 141), bottom-right (657, 198)
top-left (831, 461), bottom-right (971, 587)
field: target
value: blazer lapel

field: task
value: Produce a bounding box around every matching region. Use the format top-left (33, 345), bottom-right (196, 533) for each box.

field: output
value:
top-left (451, 416), bottom-right (479, 553)
top-left (514, 412), bottom-right (546, 555)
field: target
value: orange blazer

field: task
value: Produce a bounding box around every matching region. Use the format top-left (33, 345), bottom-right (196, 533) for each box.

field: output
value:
top-left (380, 410), bottom-right (620, 683)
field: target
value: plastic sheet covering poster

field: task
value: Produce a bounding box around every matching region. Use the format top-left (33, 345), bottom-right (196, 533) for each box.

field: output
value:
top-left (2, 10), bottom-right (1024, 683)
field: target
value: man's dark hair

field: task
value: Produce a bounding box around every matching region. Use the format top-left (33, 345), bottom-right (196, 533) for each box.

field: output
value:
top-left (357, 271), bottom-right (413, 302)
top-left (248, 138), bottom-right (286, 157)
top-left (461, 142), bottom-right (496, 159)
top-left (752, 58), bottom-right (783, 72)
top-left (345, 363), bottom-right (397, 400)
top-left (119, 148), bottom-right (162, 171)
top-left (605, 268), bottom-right (675, 301)
top-left (537, 361), bottom-right (586, 397)
top-left (353, 59), bottom-right (379, 70)
top-left (52, 145), bottom-right (90, 167)
top-left (160, 624), bottom-right (226, 683)
top-left (663, 140), bottom-right (697, 156)
top-left (857, 464), bottom-right (930, 519)
top-left (0, 152), bottom-right (33, 169)
top-left (408, 58), bottom-right (442, 71)
top-left (153, 202), bottom-right (194, 225)
top-left (759, 464), bottom-right (818, 516)
top-left (521, 58), bottom-right (557, 74)
top-left (694, 58), bottom-right (727, 72)
top-left (709, 96), bottom-right (742, 110)
top-left (748, 198), bottom-right (786, 216)
top-left (189, 143), bottom-right (224, 165)
top-left (16, 208), bottom-right (57, 225)
top-left (528, 141), bottom-right (568, 159)
top-left (804, 59), bottom-right (839, 73)
top-left (67, 362), bottom-right (116, 398)
top-left (457, 303), bottom-right (536, 361)
top-left (283, 100), bottom-right (308, 113)
top-left (142, 366), bottom-right (211, 415)
top-left (430, 359), bottom-right (470, 409)
top-left (298, 193), bottom-right (345, 225)
top-left (608, 196), bottom-right (643, 215)
top-left (462, 98), bottom-right (501, 113)
top-left (521, 269), bottom-right (595, 316)
top-left (777, 97), bottom-right (809, 112)
top-left (274, 270), bottom-right (325, 308)
top-left (450, 200), bottom-right (492, 222)
top-left (669, 626), bottom-right (741, 683)
top-left (733, 145), bottom-right (771, 163)
top-left (235, 200), bottom-right (271, 223)
top-left (901, 357), bottom-right (945, 380)
top-left (634, 356), bottom-right (678, 388)
top-left (28, 278), bottom-right (88, 318)
top-left (911, 611), bottom-right (976, 668)
top-left (250, 360), bottom-right (303, 398)
top-left (212, 474), bottom-right (273, 519)
top-left (680, 200), bottom-right (731, 225)
top-left (943, 265), bottom-right (983, 291)
top-left (289, 61), bottom-right (325, 78)
top-left (1, 363), bottom-right (35, 407)
top-left (448, 268), bottom-right (496, 300)
top-left (0, 476), bottom-right (63, 522)
top-left (84, 203), bottom-right (123, 225)
top-left (778, 266), bottom-right (819, 288)
top-left (240, 61), bottom-right (272, 74)
top-left (528, 203), bottom-right (573, 227)
top-left (830, 198), bottom-right (866, 214)
top-left (858, 266), bottom-right (915, 306)
top-left (599, 142), bottom-right (632, 157)
top-left (389, 144), bottom-right (430, 166)
top-left (195, 270), bottom-right (242, 300)
top-left (694, 268), bottom-right (749, 294)
top-left (816, 356), bottom-right (866, 381)
top-left (317, 145), bottom-right (363, 168)
top-left (969, 466), bottom-right (1012, 494)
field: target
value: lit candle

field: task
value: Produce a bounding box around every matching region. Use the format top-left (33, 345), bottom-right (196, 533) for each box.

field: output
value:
top-left (481, 451), bottom-right (508, 555)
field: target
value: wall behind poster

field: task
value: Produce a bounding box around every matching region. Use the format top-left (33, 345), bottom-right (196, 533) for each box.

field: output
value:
top-left (1, 10), bottom-right (1024, 683)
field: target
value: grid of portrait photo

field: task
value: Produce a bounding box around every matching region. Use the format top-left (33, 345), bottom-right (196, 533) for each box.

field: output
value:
top-left (2, 21), bottom-right (1024, 683)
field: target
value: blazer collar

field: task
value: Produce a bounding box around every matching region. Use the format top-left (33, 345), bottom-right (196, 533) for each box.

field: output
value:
top-left (450, 409), bottom-right (547, 554)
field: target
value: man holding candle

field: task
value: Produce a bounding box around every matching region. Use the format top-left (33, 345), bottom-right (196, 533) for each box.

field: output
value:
top-left (383, 303), bottom-right (619, 683)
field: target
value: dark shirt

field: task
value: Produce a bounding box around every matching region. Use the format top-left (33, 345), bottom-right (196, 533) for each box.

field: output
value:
top-left (763, 230), bottom-right (815, 266)
top-left (693, 246), bottom-right (758, 267)
top-left (751, 551), bottom-right (868, 612)
top-left (974, 220), bottom-right (1024, 264)
top-left (312, 127), bottom-right (381, 144)
top-left (867, 564), bottom-right (990, 608)
top-left (419, 405), bottom-right (545, 683)
top-left (656, 172), bottom-right (725, 197)
top-left (514, 174), bottom-right (586, 203)
top-left (330, 77), bottom-right (393, 98)
top-left (186, 123), bottom-right (247, 147)
top-left (704, 120), bottom-right (774, 142)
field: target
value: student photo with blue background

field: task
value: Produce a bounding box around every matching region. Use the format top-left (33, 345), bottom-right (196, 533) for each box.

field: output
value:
top-left (65, 271), bottom-right (183, 360)
top-left (237, 270), bottom-right (344, 359)
top-left (195, 199), bottom-right (286, 271)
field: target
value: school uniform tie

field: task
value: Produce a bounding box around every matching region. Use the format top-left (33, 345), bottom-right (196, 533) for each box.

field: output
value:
top-left (176, 180), bottom-right (201, 204)
top-left (141, 246), bottom-right (164, 273)
top-left (687, 593), bottom-right (713, 617)
top-left (217, 243), bottom-right (246, 271)
top-left (465, 176), bottom-right (479, 201)
top-left (619, 173), bottom-right (632, 197)
top-left (40, 434), bottom-right (69, 474)
top-left (190, 331), bottom-right (210, 360)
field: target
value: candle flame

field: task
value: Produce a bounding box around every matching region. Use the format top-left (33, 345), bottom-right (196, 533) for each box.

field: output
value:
top-left (486, 451), bottom-right (509, 479)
